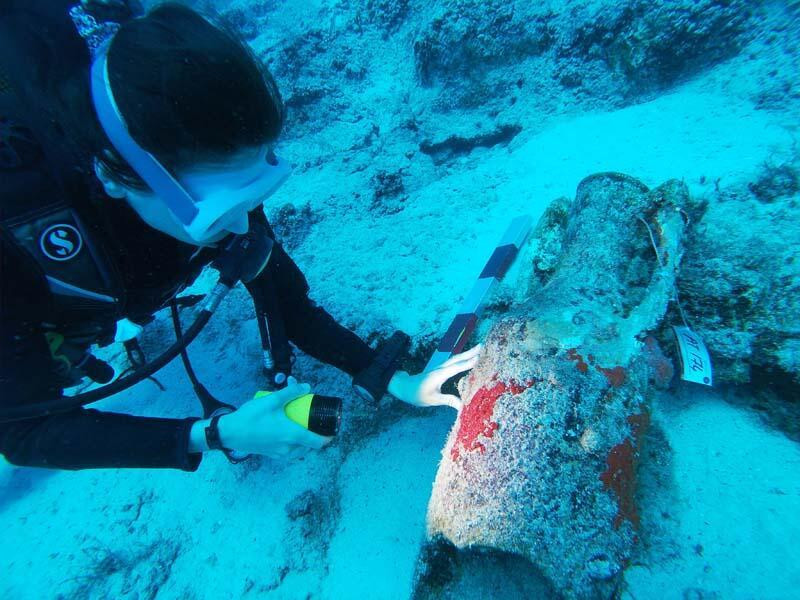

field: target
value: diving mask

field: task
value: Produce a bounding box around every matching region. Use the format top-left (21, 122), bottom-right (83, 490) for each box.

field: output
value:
top-left (90, 39), bottom-right (290, 244)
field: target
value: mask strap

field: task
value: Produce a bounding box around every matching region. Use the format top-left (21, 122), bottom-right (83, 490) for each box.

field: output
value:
top-left (90, 40), bottom-right (200, 226)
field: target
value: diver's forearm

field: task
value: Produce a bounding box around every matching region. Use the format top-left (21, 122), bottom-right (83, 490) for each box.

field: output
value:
top-left (247, 235), bottom-right (377, 377)
top-left (0, 408), bottom-right (201, 470)
top-left (188, 418), bottom-right (210, 453)
top-left (284, 300), bottom-right (376, 376)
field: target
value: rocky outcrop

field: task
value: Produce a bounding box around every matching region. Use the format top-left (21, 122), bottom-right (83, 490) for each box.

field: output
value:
top-left (679, 157), bottom-right (800, 387)
top-left (412, 0), bottom-right (756, 108)
top-left (558, 0), bottom-right (755, 97)
top-left (419, 124), bottom-right (522, 165)
top-left (413, 3), bottom-right (555, 87)
top-left (186, 0), bottom-right (762, 146)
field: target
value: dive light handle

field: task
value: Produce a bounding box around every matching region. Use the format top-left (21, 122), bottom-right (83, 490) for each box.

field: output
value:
top-left (78, 353), bottom-right (115, 384)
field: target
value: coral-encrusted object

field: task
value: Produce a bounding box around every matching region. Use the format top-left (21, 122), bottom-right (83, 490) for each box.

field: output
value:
top-left (417, 173), bottom-right (688, 600)
top-left (451, 376), bottom-right (534, 460)
top-left (567, 347), bottom-right (590, 373)
top-left (598, 365), bottom-right (628, 388)
top-left (643, 336), bottom-right (675, 388)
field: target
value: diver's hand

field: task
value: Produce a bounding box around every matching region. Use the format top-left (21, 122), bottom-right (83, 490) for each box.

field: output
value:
top-left (220, 381), bottom-right (333, 457)
top-left (388, 345), bottom-right (482, 410)
top-left (189, 381), bottom-right (332, 458)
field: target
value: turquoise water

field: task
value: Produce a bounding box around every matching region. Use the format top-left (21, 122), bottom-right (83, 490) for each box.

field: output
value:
top-left (2, 1), bottom-right (799, 598)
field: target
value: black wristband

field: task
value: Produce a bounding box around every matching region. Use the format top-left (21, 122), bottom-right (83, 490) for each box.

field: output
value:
top-left (204, 414), bottom-right (250, 464)
top-left (204, 414), bottom-right (226, 451)
top-left (352, 331), bottom-right (411, 404)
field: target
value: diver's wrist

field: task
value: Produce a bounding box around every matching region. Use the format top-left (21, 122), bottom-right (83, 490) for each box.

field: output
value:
top-left (388, 370), bottom-right (410, 399)
top-left (188, 418), bottom-right (210, 453)
top-left (188, 413), bottom-right (241, 454)
top-left (216, 412), bottom-right (239, 449)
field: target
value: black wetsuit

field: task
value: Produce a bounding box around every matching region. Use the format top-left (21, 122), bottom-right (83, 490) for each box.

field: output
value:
top-left (0, 0), bottom-right (376, 470)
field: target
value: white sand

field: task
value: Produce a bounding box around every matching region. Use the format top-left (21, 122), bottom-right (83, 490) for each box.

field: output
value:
top-left (625, 391), bottom-right (800, 599)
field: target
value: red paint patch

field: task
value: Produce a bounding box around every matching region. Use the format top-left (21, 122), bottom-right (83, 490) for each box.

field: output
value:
top-left (597, 365), bottom-right (627, 388)
top-left (451, 376), bottom-right (533, 460)
top-left (566, 348), bottom-right (590, 374)
top-left (627, 412), bottom-right (649, 439)
top-left (509, 379), bottom-right (537, 395)
top-left (643, 336), bottom-right (674, 389)
top-left (599, 411), bottom-right (650, 529)
top-left (568, 349), bottom-right (628, 387)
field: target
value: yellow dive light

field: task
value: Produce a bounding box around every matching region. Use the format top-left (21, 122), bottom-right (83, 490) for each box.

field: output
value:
top-left (253, 390), bottom-right (342, 436)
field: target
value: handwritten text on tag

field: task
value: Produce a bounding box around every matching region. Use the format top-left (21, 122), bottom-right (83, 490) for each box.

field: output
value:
top-left (672, 326), bottom-right (713, 386)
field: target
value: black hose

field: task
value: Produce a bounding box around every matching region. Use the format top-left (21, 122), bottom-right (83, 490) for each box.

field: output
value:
top-left (170, 301), bottom-right (233, 418)
top-left (0, 308), bottom-right (214, 423)
top-left (0, 239), bottom-right (257, 423)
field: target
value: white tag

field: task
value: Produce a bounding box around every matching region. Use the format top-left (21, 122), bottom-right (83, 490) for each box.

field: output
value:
top-left (672, 326), bottom-right (713, 386)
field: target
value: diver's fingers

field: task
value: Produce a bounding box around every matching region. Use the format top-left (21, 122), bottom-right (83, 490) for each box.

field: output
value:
top-left (276, 383), bottom-right (313, 409)
top-left (265, 446), bottom-right (291, 459)
top-left (252, 382), bottom-right (311, 409)
top-left (289, 427), bottom-right (333, 450)
top-left (439, 344), bottom-right (482, 369)
top-left (433, 393), bottom-right (462, 410)
top-left (433, 353), bottom-right (481, 383)
top-left (440, 344), bottom-right (482, 367)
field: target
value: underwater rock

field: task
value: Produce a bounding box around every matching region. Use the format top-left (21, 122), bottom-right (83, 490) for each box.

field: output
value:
top-left (678, 161), bottom-right (800, 387)
top-left (67, 536), bottom-right (182, 600)
top-left (419, 124), bottom-right (522, 165)
top-left (411, 537), bottom-right (556, 600)
top-left (284, 483), bottom-right (341, 570)
top-left (747, 161), bottom-right (799, 203)
top-left (410, 0), bottom-right (754, 110)
top-left (365, 0), bottom-right (411, 36)
top-left (726, 384), bottom-right (800, 442)
top-left (269, 27), bottom-right (329, 81)
top-left (416, 173), bottom-right (689, 599)
top-left (370, 169), bottom-right (407, 215)
top-left (413, 2), bottom-right (555, 87)
top-left (207, 0), bottom-right (764, 142)
top-left (214, 2), bottom-right (276, 41)
top-left (559, 0), bottom-right (754, 96)
top-left (268, 202), bottom-right (321, 252)
top-left (284, 85), bottom-right (328, 110)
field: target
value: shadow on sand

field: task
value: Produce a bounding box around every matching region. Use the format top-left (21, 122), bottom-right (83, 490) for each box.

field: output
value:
top-left (0, 464), bottom-right (57, 514)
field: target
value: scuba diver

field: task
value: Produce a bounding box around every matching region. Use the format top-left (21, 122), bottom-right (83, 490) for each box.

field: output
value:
top-left (0, 0), bottom-right (479, 470)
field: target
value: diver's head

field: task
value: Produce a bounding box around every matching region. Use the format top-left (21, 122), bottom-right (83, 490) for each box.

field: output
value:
top-left (91, 3), bottom-right (287, 246)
